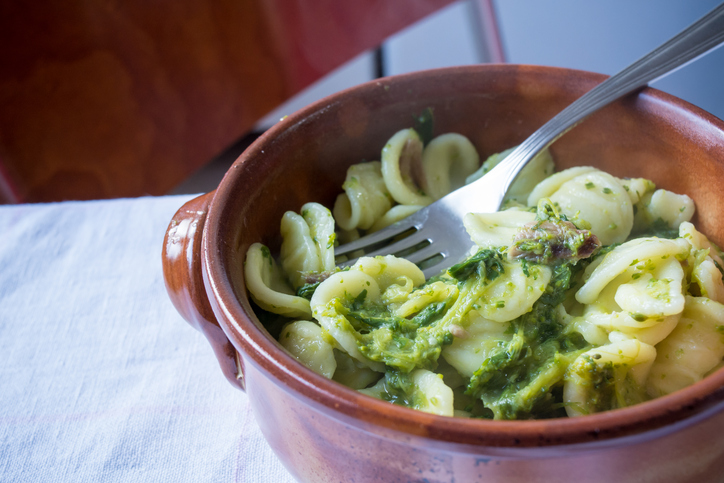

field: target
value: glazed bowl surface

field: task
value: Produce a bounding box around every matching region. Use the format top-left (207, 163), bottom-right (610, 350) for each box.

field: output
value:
top-left (163, 64), bottom-right (724, 483)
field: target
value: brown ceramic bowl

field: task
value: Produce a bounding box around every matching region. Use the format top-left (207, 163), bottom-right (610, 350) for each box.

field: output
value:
top-left (163, 65), bottom-right (724, 482)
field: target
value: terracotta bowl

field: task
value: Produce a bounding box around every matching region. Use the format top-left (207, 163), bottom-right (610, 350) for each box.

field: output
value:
top-left (163, 65), bottom-right (724, 482)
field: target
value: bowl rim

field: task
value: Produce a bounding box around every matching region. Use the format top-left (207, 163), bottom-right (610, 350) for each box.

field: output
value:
top-left (203, 63), bottom-right (724, 447)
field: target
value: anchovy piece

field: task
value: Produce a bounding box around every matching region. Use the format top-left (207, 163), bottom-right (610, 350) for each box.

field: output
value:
top-left (509, 220), bottom-right (601, 264)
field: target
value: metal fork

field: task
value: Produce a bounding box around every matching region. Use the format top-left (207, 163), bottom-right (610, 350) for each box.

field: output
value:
top-left (335, 3), bottom-right (724, 279)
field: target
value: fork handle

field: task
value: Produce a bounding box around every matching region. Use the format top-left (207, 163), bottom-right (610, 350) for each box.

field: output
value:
top-left (484, 2), bottom-right (724, 203)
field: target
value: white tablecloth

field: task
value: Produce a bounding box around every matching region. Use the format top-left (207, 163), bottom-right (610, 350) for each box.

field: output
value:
top-left (0, 195), bottom-right (295, 482)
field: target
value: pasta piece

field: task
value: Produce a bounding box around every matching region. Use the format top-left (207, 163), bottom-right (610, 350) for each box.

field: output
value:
top-left (467, 147), bottom-right (555, 205)
top-left (390, 281), bottom-right (458, 319)
top-left (378, 271), bottom-right (416, 307)
top-left (583, 305), bottom-right (666, 330)
top-left (647, 296), bottom-right (724, 397)
top-left (634, 189), bottom-right (695, 232)
top-left (368, 204), bottom-right (424, 233)
top-left (311, 256), bottom-right (425, 372)
top-left (691, 258), bottom-right (724, 304)
top-left (311, 269), bottom-right (385, 372)
top-left (333, 161), bottom-right (393, 231)
top-left (410, 369), bottom-right (455, 416)
top-left (244, 243), bottom-right (312, 318)
top-left (581, 274), bottom-right (652, 317)
top-left (442, 312), bottom-right (513, 377)
top-left (583, 307), bottom-right (680, 346)
top-left (617, 177), bottom-right (656, 205)
top-left (527, 166), bottom-right (597, 206)
top-left (301, 203), bottom-right (336, 270)
top-left (280, 203), bottom-right (336, 288)
top-left (280, 320), bottom-right (337, 378)
top-left (475, 261), bottom-right (552, 323)
top-left (358, 369), bottom-right (454, 416)
top-left (564, 339), bottom-right (656, 417)
top-left (353, 255), bottom-right (426, 291)
top-left (576, 237), bottom-right (689, 305)
top-left (280, 211), bottom-right (321, 288)
top-left (680, 221), bottom-right (724, 269)
top-left (332, 350), bottom-right (382, 389)
top-left (381, 129), bottom-right (433, 206)
top-left (548, 170), bottom-right (634, 245)
top-left (575, 249), bottom-right (685, 346)
top-left (565, 314), bottom-right (610, 346)
top-left (463, 210), bottom-right (536, 248)
top-left (607, 315), bottom-right (678, 346)
top-left (357, 377), bottom-right (386, 398)
top-left (613, 257), bottom-right (685, 318)
top-left (421, 133), bottom-right (480, 200)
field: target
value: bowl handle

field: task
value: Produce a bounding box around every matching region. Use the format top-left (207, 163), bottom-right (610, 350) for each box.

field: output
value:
top-left (162, 192), bottom-right (245, 391)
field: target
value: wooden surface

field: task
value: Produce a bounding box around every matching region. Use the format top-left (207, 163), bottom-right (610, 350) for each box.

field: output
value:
top-left (0, 0), bottom-right (455, 203)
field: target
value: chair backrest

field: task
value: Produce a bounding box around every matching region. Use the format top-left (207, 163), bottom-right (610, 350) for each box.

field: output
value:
top-left (0, 0), bottom-right (456, 203)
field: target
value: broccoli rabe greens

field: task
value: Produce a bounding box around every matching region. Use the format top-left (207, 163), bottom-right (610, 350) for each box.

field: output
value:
top-left (464, 262), bottom-right (591, 419)
top-left (244, 129), bottom-right (724, 420)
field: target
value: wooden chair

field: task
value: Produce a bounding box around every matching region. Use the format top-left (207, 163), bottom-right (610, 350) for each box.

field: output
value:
top-left (0, 0), bottom-right (465, 203)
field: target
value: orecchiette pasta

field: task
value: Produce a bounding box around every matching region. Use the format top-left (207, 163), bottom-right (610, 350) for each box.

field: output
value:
top-left (564, 339), bottom-right (656, 417)
top-left (680, 221), bottom-right (724, 269)
top-left (246, 125), bottom-right (723, 421)
top-left (463, 210), bottom-right (536, 248)
top-left (442, 313), bottom-right (513, 377)
top-left (582, 306), bottom-right (680, 346)
top-left (527, 166), bottom-right (597, 206)
top-left (368, 204), bottom-right (424, 233)
top-left (280, 203), bottom-right (336, 288)
top-left (473, 261), bottom-right (551, 323)
top-left (244, 243), bottom-right (311, 318)
top-left (359, 369), bottom-right (454, 416)
top-left (618, 177), bottom-right (656, 205)
top-left (613, 257), bottom-right (685, 317)
top-left (409, 369), bottom-right (455, 416)
top-left (576, 237), bottom-right (689, 306)
top-left (333, 162), bottom-right (393, 231)
top-left (332, 350), bottom-right (382, 389)
top-left (421, 133), bottom-right (480, 200)
top-left (547, 169), bottom-right (634, 245)
top-left (634, 189), bottom-right (695, 232)
top-left (280, 320), bottom-right (337, 378)
top-left (381, 129), bottom-right (433, 206)
top-left (310, 268), bottom-right (386, 372)
top-left (692, 258), bottom-right (724, 304)
top-left (468, 147), bottom-right (555, 205)
top-left (646, 296), bottom-right (724, 397)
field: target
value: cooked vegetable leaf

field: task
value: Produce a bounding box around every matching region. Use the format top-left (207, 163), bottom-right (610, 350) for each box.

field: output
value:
top-left (465, 261), bottom-right (590, 420)
top-left (448, 249), bottom-right (505, 281)
top-left (413, 107), bottom-right (435, 146)
top-left (296, 281), bottom-right (321, 300)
